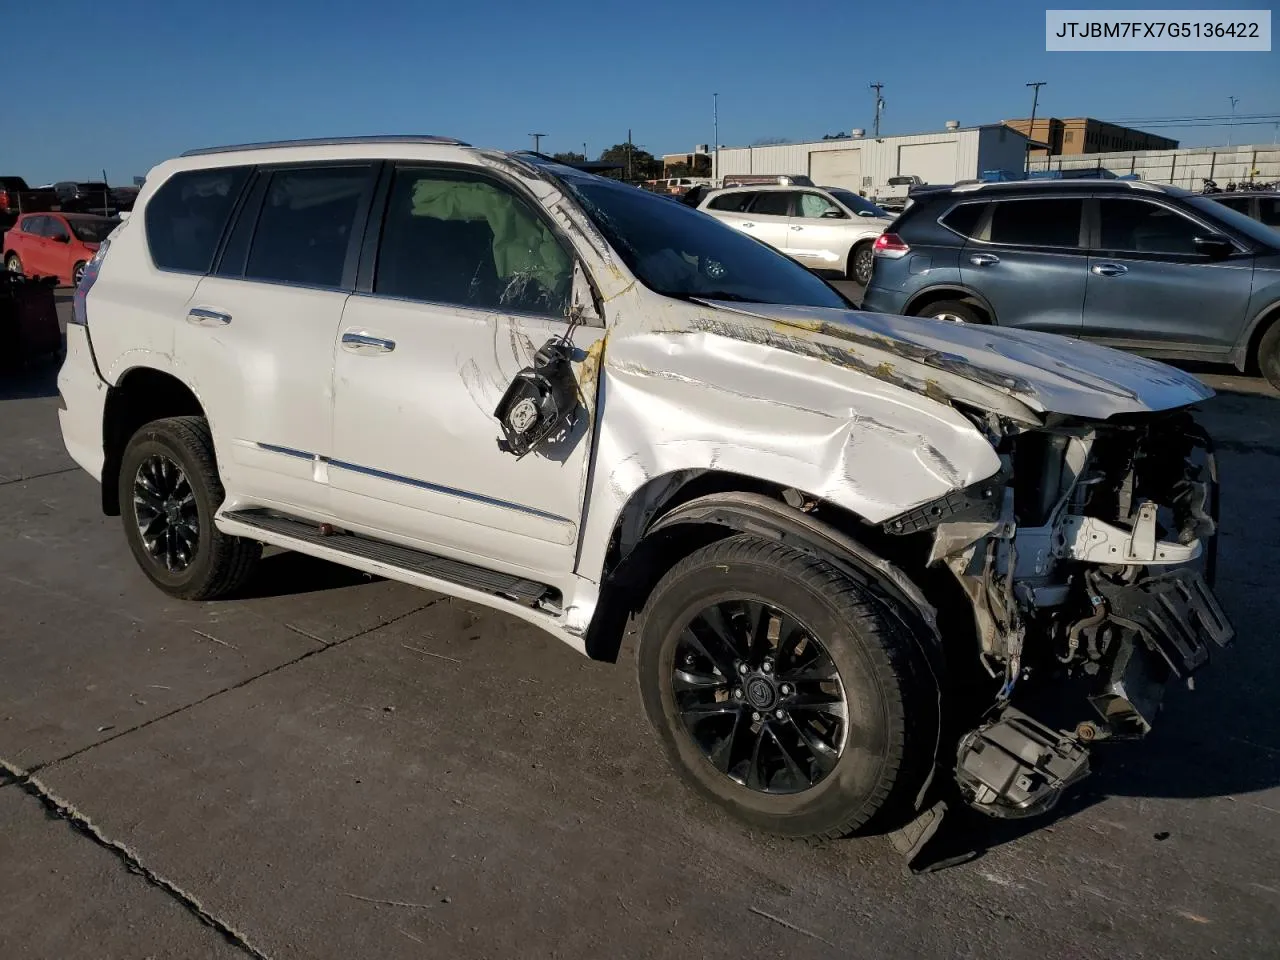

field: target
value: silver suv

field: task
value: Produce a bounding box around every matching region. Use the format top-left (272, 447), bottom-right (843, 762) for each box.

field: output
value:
top-left (57, 137), bottom-right (1232, 850)
top-left (698, 184), bottom-right (893, 284)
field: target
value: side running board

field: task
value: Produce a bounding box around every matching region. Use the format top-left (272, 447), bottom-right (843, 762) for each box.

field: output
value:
top-left (224, 509), bottom-right (558, 608)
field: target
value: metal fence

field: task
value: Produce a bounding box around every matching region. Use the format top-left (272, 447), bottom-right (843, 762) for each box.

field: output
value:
top-left (1029, 144), bottom-right (1280, 190)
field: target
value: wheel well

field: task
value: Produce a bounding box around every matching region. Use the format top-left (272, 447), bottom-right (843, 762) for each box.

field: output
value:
top-left (1245, 303), bottom-right (1280, 374)
top-left (904, 287), bottom-right (992, 323)
top-left (100, 368), bottom-right (204, 515)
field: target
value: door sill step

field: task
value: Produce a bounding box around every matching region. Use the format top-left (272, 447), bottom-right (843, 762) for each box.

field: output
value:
top-left (224, 509), bottom-right (559, 608)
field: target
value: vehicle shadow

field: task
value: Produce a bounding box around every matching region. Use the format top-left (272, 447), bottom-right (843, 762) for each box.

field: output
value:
top-left (234, 549), bottom-right (383, 600)
top-left (0, 351), bottom-right (62, 401)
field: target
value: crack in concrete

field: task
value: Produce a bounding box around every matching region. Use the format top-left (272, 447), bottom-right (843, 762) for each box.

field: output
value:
top-left (0, 466), bottom-right (80, 487)
top-left (0, 756), bottom-right (271, 959)
top-left (0, 595), bottom-right (447, 958)
top-left (26, 596), bottom-right (446, 776)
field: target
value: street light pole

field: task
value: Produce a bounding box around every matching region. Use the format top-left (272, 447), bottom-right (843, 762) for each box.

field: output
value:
top-left (713, 92), bottom-right (719, 185)
top-left (1228, 96), bottom-right (1239, 146)
top-left (529, 132), bottom-right (547, 153)
top-left (1025, 81), bottom-right (1046, 172)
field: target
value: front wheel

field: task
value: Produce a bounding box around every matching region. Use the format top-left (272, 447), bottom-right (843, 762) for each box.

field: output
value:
top-left (5, 253), bottom-right (22, 276)
top-left (848, 242), bottom-right (874, 285)
top-left (119, 416), bottom-right (261, 600)
top-left (637, 535), bottom-right (938, 839)
top-left (72, 261), bottom-right (86, 286)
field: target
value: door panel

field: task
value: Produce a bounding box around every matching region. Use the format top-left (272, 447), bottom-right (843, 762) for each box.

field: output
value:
top-left (176, 162), bottom-right (377, 515)
top-left (329, 163), bottom-right (599, 580)
top-left (180, 277), bottom-right (347, 514)
top-left (808, 150), bottom-right (862, 191)
top-left (787, 192), bottom-right (853, 270)
top-left (25, 217), bottom-right (52, 276)
top-left (332, 296), bottom-right (601, 575)
top-left (742, 192), bottom-right (793, 253)
top-left (959, 196), bottom-right (1088, 333)
top-left (1083, 196), bottom-right (1254, 351)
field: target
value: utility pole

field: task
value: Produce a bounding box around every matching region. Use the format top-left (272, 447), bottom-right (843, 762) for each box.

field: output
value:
top-left (869, 83), bottom-right (884, 138)
top-left (528, 132), bottom-right (547, 153)
top-left (1025, 81), bottom-right (1047, 172)
top-left (583, 142), bottom-right (588, 160)
top-left (626, 128), bottom-right (632, 182)
top-left (713, 92), bottom-right (719, 184)
top-left (1228, 96), bottom-right (1239, 146)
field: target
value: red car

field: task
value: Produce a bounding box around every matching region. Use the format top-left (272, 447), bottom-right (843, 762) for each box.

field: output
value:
top-left (3, 212), bottom-right (117, 286)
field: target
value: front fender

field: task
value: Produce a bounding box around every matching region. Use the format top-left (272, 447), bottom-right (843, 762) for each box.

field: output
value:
top-left (574, 324), bottom-right (1002, 584)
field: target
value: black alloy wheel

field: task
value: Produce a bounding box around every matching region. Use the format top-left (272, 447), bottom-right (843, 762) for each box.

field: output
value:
top-left (673, 599), bottom-right (847, 794)
top-left (132, 453), bottom-right (200, 573)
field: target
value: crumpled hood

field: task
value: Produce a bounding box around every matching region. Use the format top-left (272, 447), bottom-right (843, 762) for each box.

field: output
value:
top-left (702, 301), bottom-right (1214, 421)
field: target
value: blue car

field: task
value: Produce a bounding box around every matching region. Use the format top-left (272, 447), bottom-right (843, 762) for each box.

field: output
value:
top-left (862, 180), bottom-right (1280, 390)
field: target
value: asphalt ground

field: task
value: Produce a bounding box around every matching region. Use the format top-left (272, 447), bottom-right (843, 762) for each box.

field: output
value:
top-left (2, 290), bottom-right (1278, 959)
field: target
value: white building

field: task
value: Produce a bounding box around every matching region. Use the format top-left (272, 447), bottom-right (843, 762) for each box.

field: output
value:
top-left (714, 123), bottom-right (1032, 196)
top-left (1028, 143), bottom-right (1280, 190)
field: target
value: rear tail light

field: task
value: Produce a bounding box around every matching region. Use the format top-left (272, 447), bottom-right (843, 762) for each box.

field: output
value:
top-left (0, 188), bottom-right (8, 212)
top-left (873, 233), bottom-right (910, 259)
top-left (71, 233), bottom-right (114, 327)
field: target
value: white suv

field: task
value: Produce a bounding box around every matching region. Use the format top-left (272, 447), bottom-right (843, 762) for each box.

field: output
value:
top-left (698, 185), bottom-right (894, 284)
top-left (58, 136), bottom-right (1233, 851)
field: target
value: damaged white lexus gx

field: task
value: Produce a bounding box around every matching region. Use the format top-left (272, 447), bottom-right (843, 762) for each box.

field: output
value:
top-left (58, 137), bottom-right (1233, 848)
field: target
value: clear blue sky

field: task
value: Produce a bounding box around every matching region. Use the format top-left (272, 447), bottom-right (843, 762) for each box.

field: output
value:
top-left (6, 0), bottom-right (1278, 183)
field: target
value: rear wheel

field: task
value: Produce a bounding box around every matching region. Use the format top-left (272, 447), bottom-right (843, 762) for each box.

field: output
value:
top-left (72, 261), bottom-right (86, 286)
top-left (915, 299), bottom-right (985, 324)
top-left (1258, 319), bottom-right (1280, 393)
top-left (637, 535), bottom-right (937, 839)
top-left (119, 416), bottom-right (261, 600)
top-left (5, 253), bottom-right (22, 276)
top-left (848, 242), bottom-right (874, 285)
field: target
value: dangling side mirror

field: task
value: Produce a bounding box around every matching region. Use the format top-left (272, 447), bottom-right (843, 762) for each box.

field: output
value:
top-left (493, 338), bottom-right (581, 459)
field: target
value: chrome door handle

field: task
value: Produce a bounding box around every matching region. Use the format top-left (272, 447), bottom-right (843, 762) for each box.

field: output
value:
top-left (1092, 263), bottom-right (1128, 277)
top-left (790, 225), bottom-right (803, 231)
top-left (968, 254), bottom-right (1000, 266)
top-left (341, 331), bottom-right (396, 354)
top-left (741, 222), bottom-right (755, 228)
top-left (186, 307), bottom-right (231, 326)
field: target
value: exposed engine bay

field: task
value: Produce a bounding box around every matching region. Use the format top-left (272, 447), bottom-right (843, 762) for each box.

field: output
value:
top-left (884, 407), bottom-right (1234, 820)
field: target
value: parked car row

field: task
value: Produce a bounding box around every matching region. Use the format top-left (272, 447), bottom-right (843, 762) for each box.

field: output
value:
top-left (860, 179), bottom-right (1280, 390)
top-left (0, 175), bottom-right (137, 229)
top-left (54, 137), bottom-right (1235, 861)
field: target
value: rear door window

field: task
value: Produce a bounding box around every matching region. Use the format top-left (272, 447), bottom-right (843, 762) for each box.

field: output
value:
top-left (244, 165), bottom-right (373, 288)
top-left (940, 202), bottom-right (987, 238)
top-left (145, 166), bottom-right (251, 273)
top-left (1215, 196), bottom-right (1252, 215)
top-left (707, 192), bottom-right (754, 212)
top-left (22, 216), bottom-right (46, 235)
top-left (45, 217), bottom-right (70, 242)
top-left (1098, 198), bottom-right (1203, 255)
top-left (749, 192), bottom-right (793, 217)
top-left (984, 198), bottom-right (1084, 247)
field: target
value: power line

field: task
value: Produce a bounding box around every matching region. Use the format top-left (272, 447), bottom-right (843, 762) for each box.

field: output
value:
top-left (1101, 113), bottom-right (1279, 124)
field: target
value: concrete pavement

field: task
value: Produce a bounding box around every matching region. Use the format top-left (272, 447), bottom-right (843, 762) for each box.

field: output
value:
top-left (2, 295), bottom-right (1279, 959)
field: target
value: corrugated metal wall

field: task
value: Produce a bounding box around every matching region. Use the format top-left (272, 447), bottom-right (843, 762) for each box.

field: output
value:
top-left (1028, 144), bottom-right (1280, 190)
top-left (715, 128), bottom-right (996, 190)
top-left (976, 125), bottom-right (1031, 176)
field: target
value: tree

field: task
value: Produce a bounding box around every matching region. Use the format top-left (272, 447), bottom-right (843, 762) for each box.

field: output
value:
top-left (551, 151), bottom-right (586, 164)
top-left (599, 143), bottom-right (661, 181)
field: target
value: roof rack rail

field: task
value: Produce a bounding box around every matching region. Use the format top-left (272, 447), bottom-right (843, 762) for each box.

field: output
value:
top-left (180, 135), bottom-right (469, 157)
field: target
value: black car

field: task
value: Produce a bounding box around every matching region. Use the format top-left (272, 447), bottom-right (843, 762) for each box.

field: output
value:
top-left (1208, 190), bottom-right (1280, 230)
top-left (861, 179), bottom-right (1280, 390)
top-left (53, 181), bottom-right (116, 216)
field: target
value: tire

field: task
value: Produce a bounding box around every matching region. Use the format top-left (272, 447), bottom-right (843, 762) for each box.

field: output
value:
top-left (1258, 319), bottom-right (1280, 393)
top-left (915, 299), bottom-right (985, 324)
top-left (5, 253), bottom-right (22, 276)
top-left (72, 261), bottom-right (86, 287)
top-left (848, 241), bottom-right (874, 285)
top-left (119, 416), bottom-right (261, 600)
top-left (636, 535), bottom-right (937, 839)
